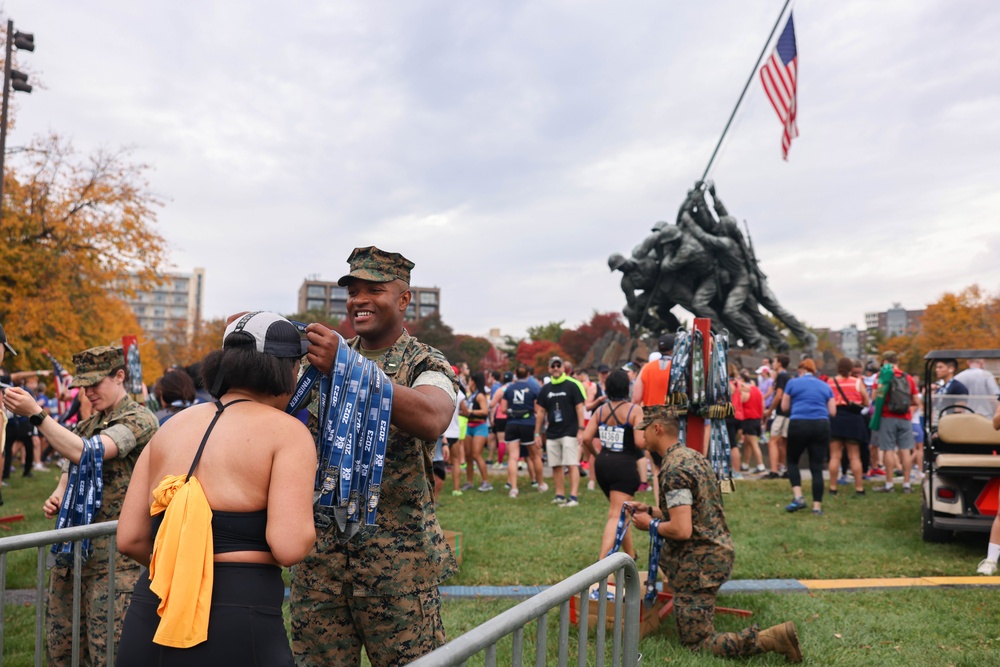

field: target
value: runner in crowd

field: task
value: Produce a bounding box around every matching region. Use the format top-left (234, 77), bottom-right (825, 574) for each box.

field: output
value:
top-left (827, 357), bottom-right (870, 496)
top-left (580, 369), bottom-right (645, 560)
top-left (462, 371), bottom-right (493, 492)
top-left (501, 364), bottom-right (545, 498)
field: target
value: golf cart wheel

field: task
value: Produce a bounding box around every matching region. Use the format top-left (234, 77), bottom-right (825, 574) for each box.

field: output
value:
top-left (921, 498), bottom-right (953, 543)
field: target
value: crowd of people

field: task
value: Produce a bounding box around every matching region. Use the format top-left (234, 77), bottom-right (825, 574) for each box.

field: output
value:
top-left (5, 263), bottom-right (1000, 665)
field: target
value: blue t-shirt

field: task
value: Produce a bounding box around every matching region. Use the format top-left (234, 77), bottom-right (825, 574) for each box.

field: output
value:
top-left (503, 380), bottom-right (538, 425)
top-left (785, 374), bottom-right (833, 421)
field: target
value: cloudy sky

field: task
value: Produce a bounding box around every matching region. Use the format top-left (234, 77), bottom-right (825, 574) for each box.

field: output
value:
top-left (7, 1), bottom-right (999, 340)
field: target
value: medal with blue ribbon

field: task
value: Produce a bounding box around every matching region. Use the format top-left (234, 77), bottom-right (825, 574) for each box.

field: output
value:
top-left (645, 518), bottom-right (663, 606)
top-left (604, 504), bottom-right (631, 558)
top-left (52, 435), bottom-right (105, 563)
top-left (286, 325), bottom-right (396, 541)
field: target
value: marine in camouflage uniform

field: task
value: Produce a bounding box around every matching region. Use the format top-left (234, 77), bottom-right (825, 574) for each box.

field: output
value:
top-left (290, 247), bottom-right (459, 667)
top-left (631, 406), bottom-right (801, 662)
top-left (5, 346), bottom-right (158, 666)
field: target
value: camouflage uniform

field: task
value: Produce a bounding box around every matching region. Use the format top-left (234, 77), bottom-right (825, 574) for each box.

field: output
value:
top-left (657, 440), bottom-right (765, 657)
top-left (47, 346), bottom-right (159, 667)
top-left (291, 247), bottom-right (459, 667)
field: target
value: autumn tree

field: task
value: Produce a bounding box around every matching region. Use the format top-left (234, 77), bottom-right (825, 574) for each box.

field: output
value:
top-left (515, 340), bottom-right (570, 376)
top-left (558, 311), bottom-right (627, 362)
top-left (0, 135), bottom-right (168, 376)
top-left (155, 317), bottom-right (229, 370)
top-left (527, 320), bottom-right (565, 344)
top-left (405, 312), bottom-right (454, 352)
top-left (880, 285), bottom-right (1000, 377)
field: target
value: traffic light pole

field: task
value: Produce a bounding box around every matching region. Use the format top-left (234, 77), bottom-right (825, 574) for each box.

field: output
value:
top-left (0, 20), bottom-right (14, 224)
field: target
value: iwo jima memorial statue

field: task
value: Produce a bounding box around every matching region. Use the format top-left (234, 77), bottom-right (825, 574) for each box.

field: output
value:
top-left (608, 180), bottom-right (815, 354)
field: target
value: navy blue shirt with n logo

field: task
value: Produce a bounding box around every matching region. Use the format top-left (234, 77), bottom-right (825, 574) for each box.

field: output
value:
top-left (503, 380), bottom-right (538, 425)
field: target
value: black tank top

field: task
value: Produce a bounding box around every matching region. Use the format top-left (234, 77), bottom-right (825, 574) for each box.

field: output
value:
top-left (597, 403), bottom-right (638, 458)
top-left (151, 399), bottom-right (271, 554)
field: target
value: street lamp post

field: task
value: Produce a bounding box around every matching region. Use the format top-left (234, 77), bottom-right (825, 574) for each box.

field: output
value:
top-left (0, 19), bottom-right (35, 224)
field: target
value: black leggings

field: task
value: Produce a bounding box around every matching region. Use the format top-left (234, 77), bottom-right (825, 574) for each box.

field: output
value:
top-left (3, 423), bottom-right (33, 478)
top-left (117, 563), bottom-right (292, 666)
top-left (787, 419), bottom-right (830, 503)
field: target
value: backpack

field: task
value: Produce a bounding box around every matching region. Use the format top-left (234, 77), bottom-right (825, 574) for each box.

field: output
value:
top-left (885, 371), bottom-right (912, 414)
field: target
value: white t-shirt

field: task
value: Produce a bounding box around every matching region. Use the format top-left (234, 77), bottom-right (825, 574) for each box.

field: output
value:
top-left (443, 389), bottom-right (465, 439)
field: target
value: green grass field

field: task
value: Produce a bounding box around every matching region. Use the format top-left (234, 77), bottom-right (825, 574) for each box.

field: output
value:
top-left (3, 467), bottom-right (999, 666)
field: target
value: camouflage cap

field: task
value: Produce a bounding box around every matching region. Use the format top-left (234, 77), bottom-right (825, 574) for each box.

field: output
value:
top-left (69, 345), bottom-right (125, 388)
top-left (635, 404), bottom-right (682, 430)
top-left (337, 246), bottom-right (415, 286)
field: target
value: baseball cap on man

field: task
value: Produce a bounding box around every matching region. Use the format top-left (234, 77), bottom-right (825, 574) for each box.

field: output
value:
top-left (549, 356), bottom-right (563, 367)
top-left (223, 312), bottom-right (308, 359)
top-left (658, 334), bottom-right (675, 353)
top-left (0, 322), bottom-right (17, 356)
top-left (338, 246), bottom-right (415, 286)
top-left (70, 345), bottom-right (125, 388)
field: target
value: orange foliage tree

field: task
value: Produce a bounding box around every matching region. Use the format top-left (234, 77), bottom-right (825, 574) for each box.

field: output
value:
top-left (0, 134), bottom-right (167, 379)
top-left (880, 285), bottom-right (1000, 377)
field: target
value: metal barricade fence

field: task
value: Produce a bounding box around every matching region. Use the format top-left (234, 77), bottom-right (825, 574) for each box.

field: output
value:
top-left (0, 521), bottom-right (120, 667)
top-left (409, 552), bottom-right (642, 667)
top-left (3, 526), bottom-right (640, 667)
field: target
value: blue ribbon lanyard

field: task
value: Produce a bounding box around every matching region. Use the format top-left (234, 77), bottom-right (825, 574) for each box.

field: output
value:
top-left (350, 368), bottom-right (384, 528)
top-left (52, 435), bottom-right (105, 560)
top-left (317, 343), bottom-right (354, 504)
top-left (364, 377), bottom-right (393, 527)
top-left (646, 519), bottom-right (663, 605)
top-left (690, 329), bottom-right (705, 407)
top-left (329, 350), bottom-right (365, 503)
top-left (339, 361), bottom-right (372, 517)
top-left (287, 365), bottom-right (321, 415)
top-left (604, 504), bottom-right (631, 558)
top-left (288, 321), bottom-right (396, 539)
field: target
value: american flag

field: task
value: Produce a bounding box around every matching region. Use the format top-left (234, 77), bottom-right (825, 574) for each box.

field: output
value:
top-left (759, 13), bottom-right (798, 159)
top-left (42, 349), bottom-right (73, 417)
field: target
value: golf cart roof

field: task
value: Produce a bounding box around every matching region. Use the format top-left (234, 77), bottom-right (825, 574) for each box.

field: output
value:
top-left (923, 349), bottom-right (1000, 360)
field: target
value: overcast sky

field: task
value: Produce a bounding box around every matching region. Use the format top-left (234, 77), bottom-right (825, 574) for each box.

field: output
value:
top-left (7, 1), bottom-right (999, 341)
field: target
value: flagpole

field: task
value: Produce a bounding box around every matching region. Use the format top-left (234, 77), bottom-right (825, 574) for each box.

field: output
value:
top-left (700, 0), bottom-right (794, 181)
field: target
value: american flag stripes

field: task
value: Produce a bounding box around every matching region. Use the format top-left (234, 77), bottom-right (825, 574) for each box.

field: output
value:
top-left (759, 13), bottom-right (798, 159)
top-left (42, 349), bottom-right (73, 417)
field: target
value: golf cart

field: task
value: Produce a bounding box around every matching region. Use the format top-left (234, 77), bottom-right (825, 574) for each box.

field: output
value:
top-left (920, 349), bottom-right (1000, 543)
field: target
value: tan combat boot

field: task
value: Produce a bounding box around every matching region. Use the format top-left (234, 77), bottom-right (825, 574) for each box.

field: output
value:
top-left (758, 621), bottom-right (802, 663)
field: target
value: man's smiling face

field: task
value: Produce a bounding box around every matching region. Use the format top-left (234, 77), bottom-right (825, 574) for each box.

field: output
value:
top-left (346, 278), bottom-right (410, 345)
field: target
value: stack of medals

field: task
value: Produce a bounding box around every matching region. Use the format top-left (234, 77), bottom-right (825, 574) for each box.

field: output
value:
top-left (664, 327), bottom-right (734, 492)
top-left (665, 328), bottom-right (690, 441)
top-left (285, 326), bottom-right (394, 542)
top-left (703, 331), bottom-right (735, 493)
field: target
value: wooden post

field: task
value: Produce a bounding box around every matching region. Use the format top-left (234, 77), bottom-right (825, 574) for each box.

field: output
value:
top-left (686, 318), bottom-right (712, 455)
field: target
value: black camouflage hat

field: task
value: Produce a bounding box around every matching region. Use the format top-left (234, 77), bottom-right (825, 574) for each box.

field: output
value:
top-left (338, 246), bottom-right (415, 286)
top-left (70, 345), bottom-right (125, 388)
top-left (635, 404), bottom-right (682, 430)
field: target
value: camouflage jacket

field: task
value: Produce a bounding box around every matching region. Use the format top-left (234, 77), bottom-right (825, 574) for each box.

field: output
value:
top-left (657, 442), bottom-right (734, 591)
top-left (65, 395), bottom-right (158, 576)
top-left (294, 329), bottom-right (459, 596)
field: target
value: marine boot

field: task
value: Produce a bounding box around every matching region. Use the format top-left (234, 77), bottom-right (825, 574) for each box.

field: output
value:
top-left (758, 621), bottom-right (802, 663)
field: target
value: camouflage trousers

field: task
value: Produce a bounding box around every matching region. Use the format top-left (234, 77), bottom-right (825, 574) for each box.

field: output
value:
top-left (673, 588), bottom-right (761, 658)
top-left (46, 565), bottom-right (139, 667)
top-left (289, 583), bottom-right (446, 667)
